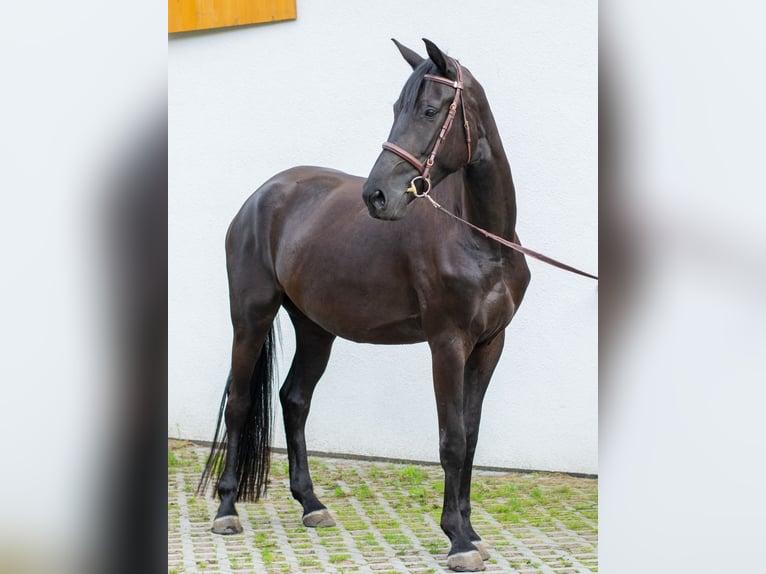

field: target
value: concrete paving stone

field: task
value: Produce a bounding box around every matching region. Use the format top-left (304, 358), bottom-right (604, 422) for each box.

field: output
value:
top-left (168, 440), bottom-right (597, 572)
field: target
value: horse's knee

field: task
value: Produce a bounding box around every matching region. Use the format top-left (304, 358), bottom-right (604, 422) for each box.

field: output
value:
top-left (439, 431), bottom-right (467, 470)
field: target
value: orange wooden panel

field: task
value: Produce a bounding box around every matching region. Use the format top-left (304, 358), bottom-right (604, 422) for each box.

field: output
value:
top-left (169, 0), bottom-right (296, 33)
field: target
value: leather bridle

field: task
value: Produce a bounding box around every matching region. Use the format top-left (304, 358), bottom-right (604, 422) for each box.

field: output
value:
top-left (378, 58), bottom-right (598, 281)
top-left (381, 59), bottom-right (472, 197)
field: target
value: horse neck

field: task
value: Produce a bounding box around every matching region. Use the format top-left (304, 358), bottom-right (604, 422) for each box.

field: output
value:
top-left (459, 108), bottom-right (517, 240)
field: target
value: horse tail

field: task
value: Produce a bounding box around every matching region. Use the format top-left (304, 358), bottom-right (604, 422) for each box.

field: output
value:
top-left (198, 323), bottom-right (279, 502)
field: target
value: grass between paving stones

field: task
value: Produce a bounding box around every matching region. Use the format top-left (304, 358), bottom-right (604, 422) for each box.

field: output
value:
top-left (169, 439), bottom-right (597, 572)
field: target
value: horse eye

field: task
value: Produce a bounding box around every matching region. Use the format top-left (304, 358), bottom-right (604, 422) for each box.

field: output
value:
top-left (424, 107), bottom-right (438, 118)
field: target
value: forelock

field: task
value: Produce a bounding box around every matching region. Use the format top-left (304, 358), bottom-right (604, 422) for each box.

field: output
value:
top-left (398, 60), bottom-right (439, 112)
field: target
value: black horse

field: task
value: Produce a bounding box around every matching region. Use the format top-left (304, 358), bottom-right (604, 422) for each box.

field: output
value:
top-left (199, 38), bottom-right (530, 572)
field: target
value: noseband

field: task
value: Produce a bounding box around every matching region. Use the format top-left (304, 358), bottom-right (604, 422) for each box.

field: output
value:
top-left (381, 59), bottom-right (472, 197)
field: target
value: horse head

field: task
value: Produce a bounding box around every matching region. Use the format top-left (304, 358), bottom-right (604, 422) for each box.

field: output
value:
top-left (363, 39), bottom-right (477, 220)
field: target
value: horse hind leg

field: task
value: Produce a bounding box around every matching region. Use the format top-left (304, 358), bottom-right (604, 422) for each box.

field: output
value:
top-left (279, 303), bottom-right (336, 527)
top-left (199, 297), bottom-right (281, 535)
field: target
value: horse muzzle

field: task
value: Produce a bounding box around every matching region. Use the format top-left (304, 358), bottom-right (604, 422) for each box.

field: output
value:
top-left (362, 183), bottom-right (412, 220)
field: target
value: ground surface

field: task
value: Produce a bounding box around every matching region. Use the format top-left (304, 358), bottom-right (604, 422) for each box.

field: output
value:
top-left (168, 440), bottom-right (597, 573)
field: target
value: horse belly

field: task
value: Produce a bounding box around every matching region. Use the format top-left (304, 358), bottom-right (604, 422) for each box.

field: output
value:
top-left (284, 276), bottom-right (425, 344)
top-left (274, 225), bottom-right (425, 343)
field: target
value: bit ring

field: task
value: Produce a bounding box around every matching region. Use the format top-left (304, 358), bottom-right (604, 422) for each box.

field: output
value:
top-left (408, 176), bottom-right (432, 197)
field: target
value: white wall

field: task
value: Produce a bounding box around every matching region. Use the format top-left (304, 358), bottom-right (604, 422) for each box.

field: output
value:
top-left (169, 0), bottom-right (597, 474)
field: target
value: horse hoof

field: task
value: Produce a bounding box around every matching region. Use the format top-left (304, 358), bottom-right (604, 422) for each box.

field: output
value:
top-left (211, 515), bottom-right (243, 535)
top-left (446, 550), bottom-right (486, 572)
top-left (302, 508), bottom-right (336, 528)
top-left (472, 540), bottom-right (490, 561)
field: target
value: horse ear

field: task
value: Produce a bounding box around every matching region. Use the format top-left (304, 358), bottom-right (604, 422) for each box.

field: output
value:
top-left (423, 38), bottom-right (454, 77)
top-left (392, 38), bottom-right (424, 70)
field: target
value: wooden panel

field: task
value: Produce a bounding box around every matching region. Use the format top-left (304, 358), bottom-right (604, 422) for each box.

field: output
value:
top-left (169, 0), bottom-right (296, 33)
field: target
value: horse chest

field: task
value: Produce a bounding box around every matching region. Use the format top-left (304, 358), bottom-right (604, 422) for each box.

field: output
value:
top-left (418, 254), bottom-right (517, 338)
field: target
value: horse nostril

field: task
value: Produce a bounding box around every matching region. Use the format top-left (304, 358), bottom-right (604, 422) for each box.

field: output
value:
top-left (370, 189), bottom-right (386, 210)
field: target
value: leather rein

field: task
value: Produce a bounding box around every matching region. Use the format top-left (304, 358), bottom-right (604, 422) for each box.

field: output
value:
top-left (381, 59), bottom-right (598, 281)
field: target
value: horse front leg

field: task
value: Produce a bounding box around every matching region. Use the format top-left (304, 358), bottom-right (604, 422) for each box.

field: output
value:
top-left (430, 336), bottom-right (486, 572)
top-left (460, 331), bottom-right (506, 562)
